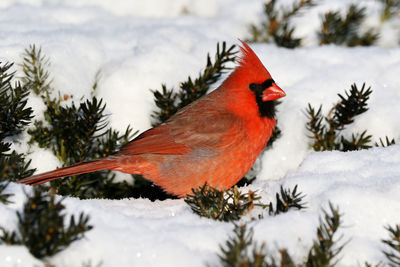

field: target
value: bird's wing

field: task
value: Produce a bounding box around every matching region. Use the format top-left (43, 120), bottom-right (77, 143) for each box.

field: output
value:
top-left (120, 103), bottom-right (244, 155)
top-left (120, 124), bottom-right (191, 155)
top-left (167, 108), bottom-right (244, 150)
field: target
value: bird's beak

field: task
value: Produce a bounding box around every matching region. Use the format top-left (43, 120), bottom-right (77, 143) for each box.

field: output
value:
top-left (262, 83), bottom-right (286, 102)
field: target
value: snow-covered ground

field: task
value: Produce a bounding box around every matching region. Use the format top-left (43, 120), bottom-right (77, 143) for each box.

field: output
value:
top-left (1, 0), bottom-right (400, 266)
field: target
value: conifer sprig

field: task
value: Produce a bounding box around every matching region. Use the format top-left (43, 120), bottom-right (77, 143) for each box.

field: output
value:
top-left (186, 184), bottom-right (305, 221)
top-left (218, 223), bottom-right (298, 266)
top-left (217, 203), bottom-right (345, 267)
top-left (21, 45), bottom-right (141, 199)
top-left (0, 187), bottom-right (92, 259)
top-left (318, 4), bottom-right (379, 46)
top-left (151, 41), bottom-right (237, 126)
top-left (375, 136), bottom-right (396, 147)
top-left (269, 185), bottom-right (306, 215)
top-left (185, 183), bottom-right (263, 222)
top-left (305, 83), bottom-right (394, 151)
top-left (248, 0), bottom-right (315, 48)
top-left (306, 202), bottom-right (346, 267)
top-left (382, 224), bottom-right (400, 266)
top-left (0, 61), bottom-right (35, 181)
top-left (0, 62), bottom-right (34, 140)
top-left (0, 151), bottom-right (35, 181)
top-left (218, 224), bottom-right (270, 267)
top-left (21, 45), bottom-right (53, 97)
top-left (0, 182), bottom-right (12, 204)
top-left (380, 0), bottom-right (400, 22)
top-left (28, 96), bottom-right (136, 199)
top-left (332, 83), bottom-right (372, 129)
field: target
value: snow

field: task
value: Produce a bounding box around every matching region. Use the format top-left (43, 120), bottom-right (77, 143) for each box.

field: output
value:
top-left (0, 0), bottom-right (400, 266)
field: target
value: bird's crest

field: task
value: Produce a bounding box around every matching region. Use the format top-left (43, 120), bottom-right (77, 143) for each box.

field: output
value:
top-left (234, 40), bottom-right (272, 84)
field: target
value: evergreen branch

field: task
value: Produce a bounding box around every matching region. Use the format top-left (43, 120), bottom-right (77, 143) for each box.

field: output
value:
top-left (22, 46), bottom-right (143, 199)
top-left (306, 202), bottom-right (346, 267)
top-left (0, 61), bottom-right (35, 182)
top-left (306, 104), bottom-right (328, 151)
top-left (382, 224), bottom-right (400, 267)
top-left (363, 262), bottom-right (383, 267)
top-left (248, 0), bottom-right (315, 48)
top-left (151, 84), bottom-right (178, 125)
top-left (186, 184), bottom-right (305, 221)
top-left (333, 83), bottom-right (372, 130)
top-left (151, 41), bottom-right (237, 126)
top-left (305, 83), bottom-right (378, 152)
top-left (0, 62), bottom-right (34, 140)
top-left (29, 97), bottom-right (109, 165)
top-left (375, 136), bottom-right (396, 147)
top-left (218, 223), bottom-right (297, 267)
top-left (0, 226), bottom-right (21, 245)
top-left (272, 22), bottom-right (301, 49)
top-left (21, 44), bottom-right (53, 96)
top-left (218, 224), bottom-right (255, 266)
top-left (0, 151), bottom-right (35, 181)
top-left (380, 0), bottom-right (400, 22)
top-left (0, 182), bottom-right (13, 204)
top-left (19, 44), bottom-right (174, 200)
top-left (91, 69), bottom-right (102, 96)
top-left (218, 224), bottom-right (271, 267)
top-left (269, 185), bottom-right (306, 215)
top-left (340, 131), bottom-right (372, 152)
top-left (0, 187), bottom-right (93, 259)
top-left (318, 4), bottom-right (379, 46)
top-left (185, 183), bottom-right (263, 222)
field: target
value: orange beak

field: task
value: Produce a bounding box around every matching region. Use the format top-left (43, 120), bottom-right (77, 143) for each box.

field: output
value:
top-left (262, 83), bottom-right (286, 102)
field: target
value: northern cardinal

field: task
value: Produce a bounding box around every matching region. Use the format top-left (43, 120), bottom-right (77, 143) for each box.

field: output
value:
top-left (20, 41), bottom-right (285, 197)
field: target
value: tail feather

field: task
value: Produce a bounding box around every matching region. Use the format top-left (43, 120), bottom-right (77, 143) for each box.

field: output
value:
top-left (19, 159), bottom-right (117, 186)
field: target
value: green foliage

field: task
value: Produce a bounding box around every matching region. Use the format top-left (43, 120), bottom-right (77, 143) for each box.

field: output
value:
top-left (306, 202), bottom-right (345, 267)
top-left (306, 83), bottom-right (396, 152)
top-left (218, 223), bottom-right (297, 267)
top-left (217, 202), bottom-right (345, 267)
top-left (151, 41), bottom-right (237, 126)
top-left (306, 83), bottom-right (383, 151)
top-left (382, 224), bottom-right (400, 267)
top-left (0, 62), bottom-right (34, 138)
top-left (0, 187), bottom-right (92, 259)
top-left (375, 136), bottom-right (396, 147)
top-left (0, 151), bottom-right (35, 182)
top-left (21, 45), bottom-right (53, 97)
top-left (28, 94), bottom-right (137, 199)
top-left (29, 97), bottom-right (126, 165)
top-left (318, 4), bottom-right (379, 46)
top-left (248, 0), bottom-right (315, 48)
top-left (268, 185), bottom-right (306, 215)
top-left (186, 183), bottom-right (305, 221)
top-left (380, 0), bottom-right (400, 22)
top-left (218, 224), bottom-right (268, 267)
top-left (249, 1), bottom-right (396, 48)
top-left (22, 45), bottom-right (149, 199)
top-left (185, 183), bottom-right (263, 222)
top-left (0, 61), bottom-right (35, 181)
top-left (0, 182), bottom-right (12, 204)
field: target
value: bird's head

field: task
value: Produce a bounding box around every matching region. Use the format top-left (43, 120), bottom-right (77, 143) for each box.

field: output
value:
top-left (223, 40), bottom-right (286, 118)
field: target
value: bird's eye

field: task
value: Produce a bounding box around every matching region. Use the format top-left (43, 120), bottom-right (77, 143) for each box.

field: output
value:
top-left (249, 83), bottom-right (257, 91)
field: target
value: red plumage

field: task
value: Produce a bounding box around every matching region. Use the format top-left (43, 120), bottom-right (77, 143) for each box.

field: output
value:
top-left (19, 40), bottom-right (286, 197)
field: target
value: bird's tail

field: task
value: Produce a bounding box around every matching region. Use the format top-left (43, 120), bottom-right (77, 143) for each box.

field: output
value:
top-left (19, 158), bottom-right (118, 186)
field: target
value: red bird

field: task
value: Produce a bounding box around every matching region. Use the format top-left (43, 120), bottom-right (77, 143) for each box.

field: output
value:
top-left (20, 41), bottom-right (286, 197)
